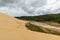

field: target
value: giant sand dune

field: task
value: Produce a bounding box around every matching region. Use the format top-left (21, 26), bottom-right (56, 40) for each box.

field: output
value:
top-left (0, 13), bottom-right (60, 40)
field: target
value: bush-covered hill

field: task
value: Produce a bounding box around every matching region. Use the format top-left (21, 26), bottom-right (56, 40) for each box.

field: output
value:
top-left (15, 13), bottom-right (60, 23)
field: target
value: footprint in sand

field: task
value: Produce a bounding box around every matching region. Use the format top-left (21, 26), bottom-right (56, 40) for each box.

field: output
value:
top-left (17, 22), bottom-right (21, 29)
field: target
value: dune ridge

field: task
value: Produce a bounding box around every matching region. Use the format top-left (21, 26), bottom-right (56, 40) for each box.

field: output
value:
top-left (0, 13), bottom-right (60, 40)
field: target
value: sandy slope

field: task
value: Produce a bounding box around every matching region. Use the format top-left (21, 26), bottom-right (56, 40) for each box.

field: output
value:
top-left (0, 13), bottom-right (60, 40)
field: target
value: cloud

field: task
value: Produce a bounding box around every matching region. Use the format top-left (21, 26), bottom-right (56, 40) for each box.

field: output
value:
top-left (0, 0), bottom-right (60, 16)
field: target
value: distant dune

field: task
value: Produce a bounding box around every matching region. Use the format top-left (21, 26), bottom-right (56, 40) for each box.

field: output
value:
top-left (0, 13), bottom-right (60, 40)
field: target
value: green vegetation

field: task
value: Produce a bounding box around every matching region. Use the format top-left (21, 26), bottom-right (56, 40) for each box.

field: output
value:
top-left (15, 13), bottom-right (60, 35)
top-left (15, 13), bottom-right (60, 23)
top-left (43, 22), bottom-right (60, 27)
top-left (26, 23), bottom-right (45, 32)
top-left (26, 23), bottom-right (60, 35)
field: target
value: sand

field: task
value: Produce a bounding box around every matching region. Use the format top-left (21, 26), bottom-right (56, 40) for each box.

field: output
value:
top-left (0, 13), bottom-right (60, 40)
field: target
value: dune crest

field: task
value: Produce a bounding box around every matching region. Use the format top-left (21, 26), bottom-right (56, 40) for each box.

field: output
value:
top-left (0, 13), bottom-right (27, 30)
top-left (0, 13), bottom-right (60, 40)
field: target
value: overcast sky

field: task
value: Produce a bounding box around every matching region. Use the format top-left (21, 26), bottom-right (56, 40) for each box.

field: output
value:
top-left (0, 0), bottom-right (60, 17)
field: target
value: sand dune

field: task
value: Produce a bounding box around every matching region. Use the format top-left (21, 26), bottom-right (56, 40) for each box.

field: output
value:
top-left (0, 13), bottom-right (60, 40)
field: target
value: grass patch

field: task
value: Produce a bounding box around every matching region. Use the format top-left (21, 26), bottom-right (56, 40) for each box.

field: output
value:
top-left (26, 23), bottom-right (60, 36)
top-left (43, 22), bottom-right (60, 27)
top-left (26, 23), bottom-right (45, 32)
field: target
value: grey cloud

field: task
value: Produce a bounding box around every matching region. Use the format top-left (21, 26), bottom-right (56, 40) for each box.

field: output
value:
top-left (0, 0), bottom-right (59, 17)
top-left (31, 0), bottom-right (47, 7)
top-left (0, 0), bottom-right (48, 16)
top-left (1, 0), bottom-right (15, 3)
top-left (0, 0), bottom-right (16, 6)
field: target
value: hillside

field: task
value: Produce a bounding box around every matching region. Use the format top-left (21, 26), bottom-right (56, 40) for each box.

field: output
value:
top-left (0, 13), bottom-right (60, 40)
top-left (16, 13), bottom-right (60, 23)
